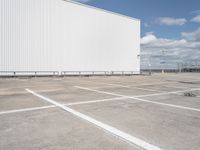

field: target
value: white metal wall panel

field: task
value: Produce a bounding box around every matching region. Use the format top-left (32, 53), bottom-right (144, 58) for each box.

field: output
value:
top-left (0, 0), bottom-right (140, 74)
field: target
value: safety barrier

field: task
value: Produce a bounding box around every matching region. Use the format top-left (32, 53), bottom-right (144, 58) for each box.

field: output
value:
top-left (0, 71), bottom-right (140, 77)
top-left (61, 71), bottom-right (140, 76)
top-left (0, 71), bottom-right (59, 77)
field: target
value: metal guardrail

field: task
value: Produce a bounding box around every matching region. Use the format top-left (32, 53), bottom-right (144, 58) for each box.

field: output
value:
top-left (61, 71), bottom-right (140, 76)
top-left (0, 71), bottom-right (59, 77)
top-left (0, 71), bottom-right (140, 77)
top-left (110, 71), bottom-right (139, 75)
top-left (141, 69), bottom-right (200, 73)
top-left (61, 71), bottom-right (109, 76)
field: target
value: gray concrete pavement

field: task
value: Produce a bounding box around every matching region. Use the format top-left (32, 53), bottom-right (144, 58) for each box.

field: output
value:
top-left (0, 108), bottom-right (138, 150)
top-left (0, 73), bottom-right (200, 150)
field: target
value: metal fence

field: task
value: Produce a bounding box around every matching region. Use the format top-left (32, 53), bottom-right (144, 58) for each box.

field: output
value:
top-left (0, 71), bottom-right (140, 77)
top-left (0, 71), bottom-right (59, 77)
top-left (141, 68), bottom-right (200, 74)
top-left (61, 71), bottom-right (140, 76)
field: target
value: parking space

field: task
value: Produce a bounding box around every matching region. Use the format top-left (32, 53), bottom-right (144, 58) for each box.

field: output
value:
top-left (0, 108), bottom-right (137, 150)
top-left (37, 87), bottom-right (116, 104)
top-left (70, 99), bottom-right (200, 150)
top-left (0, 73), bottom-right (200, 150)
top-left (144, 94), bottom-right (200, 109)
top-left (88, 86), bottom-right (158, 97)
top-left (0, 92), bottom-right (51, 112)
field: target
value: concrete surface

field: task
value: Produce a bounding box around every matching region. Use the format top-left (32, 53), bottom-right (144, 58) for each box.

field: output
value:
top-left (0, 73), bottom-right (200, 150)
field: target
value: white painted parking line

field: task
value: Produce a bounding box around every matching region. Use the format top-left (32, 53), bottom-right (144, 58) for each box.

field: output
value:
top-left (0, 88), bottom-right (64, 96)
top-left (92, 83), bottom-right (167, 93)
top-left (129, 82), bottom-right (171, 87)
top-left (95, 82), bottom-right (130, 88)
top-left (135, 88), bottom-right (200, 98)
top-left (75, 86), bottom-right (200, 98)
top-left (66, 97), bottom-right (126, 106)
top-left (85, 80), bottom-right (198, 96)
top-left (0, 97), bottom-right (127, 115)
top-left (0, 105), bottom-right (55, 115)
top-left (163, 85), bottom-right (188, 89)
top-left (90, 81), bottom-right (174, 89)
top-left (1, 89), bottom-right (199, 116)
top-left (0, 84), bottom-right (62, 92)
top-left (132, 87), bottom-right (166, 92)
top-left (88, 79), bottom-right (175, 87)
top-left (85, 81), bottom-right (131, 88)
top-left (75, 86), bottom-right (200, 112)
top-left (93, 85), bottom-right (183, 96)
top-left (26, 88), bottom-right (163, 150)
top-left (89, 80), bottom-right (182, 93)
top-left (15, 79), bottom-right (29, 82)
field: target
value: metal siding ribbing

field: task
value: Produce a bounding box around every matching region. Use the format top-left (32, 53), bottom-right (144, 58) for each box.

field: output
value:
top-left (0, 0), bottom-right (140, 74)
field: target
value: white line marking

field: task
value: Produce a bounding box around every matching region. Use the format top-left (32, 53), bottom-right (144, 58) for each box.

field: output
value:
top-left (16, 79), bottom-right (29, 82)
top-left (89, 81), bottom-right (188, 96)
top-left (132, 87), bottom-right (166, 92)
top-left (0, 88), bottom-right (64, 96)
top-left (163, 85), bottom-right (188, 89)
top-left (91, 81), bottom-right (177, 89)
top-left (88, 80), bottom-right (173, 89)
top-left (89, 80), bottom-right (185, 93)
top-left (66, 97), bottom-right (127, 106)
top-left (0, 105), bottom-right (55, 115)
top-left (82, 80), bottom-right (196, 97)
top-left (92, 83), bottom-right (167, 93)
top-left (85, 81), bottom-right (131, 88)
top-left (0, 84), bottom-right (62, 92)
top-left (26, 89), bottom-right (163, 150)
top-left (75, 86), bottom-right (200, 112)
top-left (75, 86), bottom-right (200, 98)
top-left (129, 82), bottom-right (171, 87)
top-left (1, 90), bottom-right (199, 116)
top-left (54, 79), bottom-right (63, 81)
top-left (135, 88), bottom-right (200, 98)
top-left (0, 97), bottom-right (126, 115)
top-left (75, 86), bottom-right (126, 97)
top-left (130, 97), bottom-right (200, 112)
top-left (96, 83), bottom-right (130, 88)
top-left (96, 85), bottom-right (183, 96)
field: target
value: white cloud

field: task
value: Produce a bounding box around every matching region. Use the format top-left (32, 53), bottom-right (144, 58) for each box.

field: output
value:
top-left (141, 32), bottom-right (156, 44)
top-left (191, 15), bottom-right (200, 23)
top-left (141, 29), bottom-right (200, 69)
top-left (156, 17), bottom-right (187, 26)
top-left (182, 28), bottom-right (200, 41)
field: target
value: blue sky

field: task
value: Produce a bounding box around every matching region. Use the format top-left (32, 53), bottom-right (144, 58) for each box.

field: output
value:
top-left (74, 0), bottom-right (200, 69)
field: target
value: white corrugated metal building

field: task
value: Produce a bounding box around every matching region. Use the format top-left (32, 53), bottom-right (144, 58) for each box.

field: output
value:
top-left (0, 0), bottom-right (140, 76)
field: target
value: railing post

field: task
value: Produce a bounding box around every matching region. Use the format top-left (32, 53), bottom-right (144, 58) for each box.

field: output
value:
top-left (53, 72), bottom-right (55, 78)
top-left (79, 72), bottom-right (81, 77)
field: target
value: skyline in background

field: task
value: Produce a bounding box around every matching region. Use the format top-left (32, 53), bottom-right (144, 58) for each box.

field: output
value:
top-left (73, 0), bottom-right (200, 69)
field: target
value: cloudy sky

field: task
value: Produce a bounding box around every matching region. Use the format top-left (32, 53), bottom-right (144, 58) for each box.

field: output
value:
top-left (73, 0), bottom-right (200, 69)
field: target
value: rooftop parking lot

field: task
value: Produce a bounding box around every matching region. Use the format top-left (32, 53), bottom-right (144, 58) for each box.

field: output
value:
top-left (0, 73), bottom-right (200, 150)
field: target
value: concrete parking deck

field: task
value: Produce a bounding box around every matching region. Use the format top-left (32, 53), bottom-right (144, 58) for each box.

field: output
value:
top-left (0, 73), bottom-right (200, 150)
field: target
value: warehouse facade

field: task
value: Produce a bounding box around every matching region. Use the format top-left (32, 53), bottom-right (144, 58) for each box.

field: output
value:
top-left (0, 0), bottom-right (140, 76)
